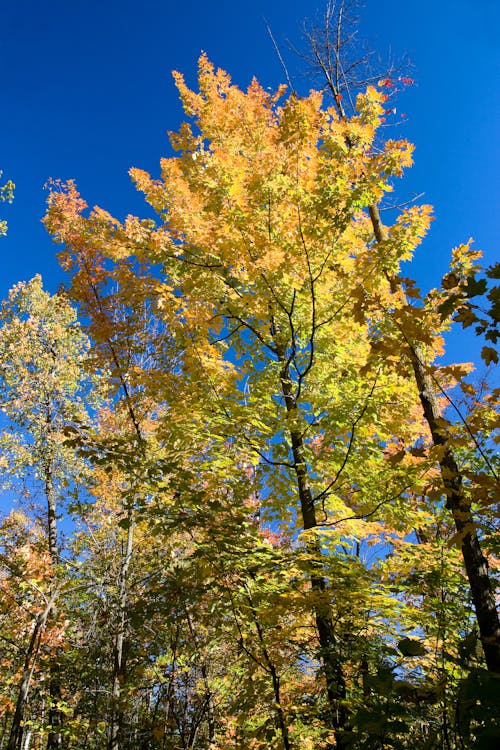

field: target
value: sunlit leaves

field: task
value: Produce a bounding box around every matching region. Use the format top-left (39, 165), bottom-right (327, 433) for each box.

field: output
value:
top-left (37, 55), bottom-right (500, 749)
top-left (0, 169), bottom-right (14, 237)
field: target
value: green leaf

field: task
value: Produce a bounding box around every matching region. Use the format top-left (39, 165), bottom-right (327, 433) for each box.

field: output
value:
top-left (486, 262), bottom-right (500, 280)
top-left (481, 346), bottom-right (498, 366)
top-left (441, 272), bottom-right (459, 290)
top-left (454, 305), bottom-right (478, 327)
top-left (397, 637), bottom-right (427, 656)
top-left (354, 708), bottom-right (387, 736)
top-left (437, 294), bottom-right (460, 320)
top-left (464, 274), bottom-right (487, 298)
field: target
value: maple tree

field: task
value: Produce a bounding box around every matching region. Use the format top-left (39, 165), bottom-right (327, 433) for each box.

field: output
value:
top-left (39, 53), bottom-right (500, 749)
top-left (297, 1), bottom-right (500, 674)
top-left (0, 16), bottom-right (498, 749)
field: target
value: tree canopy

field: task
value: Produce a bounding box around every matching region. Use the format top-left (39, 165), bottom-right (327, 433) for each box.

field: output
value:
top-left (0, 34), bottom-right (499, 750)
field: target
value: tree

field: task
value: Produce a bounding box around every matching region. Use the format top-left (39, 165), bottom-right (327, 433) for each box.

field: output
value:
top-left (0, 277), bottom-right (95, 749)
top-left (295, 0), bottom-right (500, 672)
top-left (0, 510), bottom-right (63, 750)
top-left (42, 52), bottom-right (500, 749)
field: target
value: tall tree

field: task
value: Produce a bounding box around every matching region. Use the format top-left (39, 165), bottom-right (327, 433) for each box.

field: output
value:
top-left (44, 56), bottom-right (471, 748)
top-left (0, 276), bottom-right (94, 748)
top-left (297, 0), bottom-right (500, 672)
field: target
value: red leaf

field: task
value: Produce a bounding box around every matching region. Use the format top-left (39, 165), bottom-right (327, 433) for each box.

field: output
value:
top-left (378, 78), bottom-right (393, 88)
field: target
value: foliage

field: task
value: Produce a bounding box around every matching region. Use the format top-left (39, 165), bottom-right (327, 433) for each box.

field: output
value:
top-left (0, 276), bottom-right (97, 514)
top-left (438, 249), bottom-right (500, 364)
top-left (0, 169), bottom-right (14, 237)
top-left (0, 53), bottom-right (497, 750)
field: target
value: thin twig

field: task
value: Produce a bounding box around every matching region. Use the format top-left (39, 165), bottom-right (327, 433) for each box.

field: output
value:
top-left (264, 18), bottom-right (295, 93)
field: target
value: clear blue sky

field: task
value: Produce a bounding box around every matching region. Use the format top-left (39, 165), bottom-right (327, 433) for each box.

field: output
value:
top-left (1, 0), bottom-right (499, 363)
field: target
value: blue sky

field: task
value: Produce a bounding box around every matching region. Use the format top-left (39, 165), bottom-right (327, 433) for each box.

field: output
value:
top-left (1, 0), bottom-right (499, 364)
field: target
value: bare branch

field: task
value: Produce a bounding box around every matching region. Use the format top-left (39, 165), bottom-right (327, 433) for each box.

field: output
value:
top-left (264, 18), bottom-right (295, 93)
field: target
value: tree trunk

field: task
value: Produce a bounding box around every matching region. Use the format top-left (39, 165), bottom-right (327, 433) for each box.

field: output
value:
top-left (368, 203), bottom-right (500, 672)
top-left (7, 591), bottom-right (58, 750)
top-left (242, 584), bottom-right (292, 750)
top-left (184, 611), bottom-right (217, 748)
top-left (45, 461), bottom-right (63, 750)
top-left (45, 458), bottom-right (59, 568)
top-left (109, 511), bottom-right (134, 750)
top-left (289, 0), bottom-right (499, 675)
top-left (278, 351), bottom-right (348, 748)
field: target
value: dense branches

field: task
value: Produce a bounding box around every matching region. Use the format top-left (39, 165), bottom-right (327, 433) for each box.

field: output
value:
top-left (0, 43), bottom-right (498, 750)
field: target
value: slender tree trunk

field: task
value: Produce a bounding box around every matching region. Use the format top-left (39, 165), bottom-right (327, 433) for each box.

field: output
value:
top-left (8, 406), bottom-right (63, 750)
top-left (277, 350), bottom-right (348, 748)
top-left (368, 203), bottom-right (500, 672)
top-left (244, 587), bottom-right (292, 750)
top-left (7, 620), bottom-right (44, 750)
top-left (45, 459), bottom-right (59, 568)
top-left (109, 510), bottom-right (134, 750)
top-left (184, 612), bottom-right (216, 747)
top-left (205, 674), bottom-right (216, 748)
top-left (44, 459), bottom-right (63, 750)
top-left (7, 591), bottom-right (58, 750)
top-left (299, 6), bottom-right (500, 671)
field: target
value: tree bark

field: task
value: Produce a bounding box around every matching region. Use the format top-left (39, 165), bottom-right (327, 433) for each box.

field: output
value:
top-left (44, 458), bottom-right (63, 750)
top-left (368, 203), bottom-right (500, 672)
top-left (44, 457), bottom-right (59, 568)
